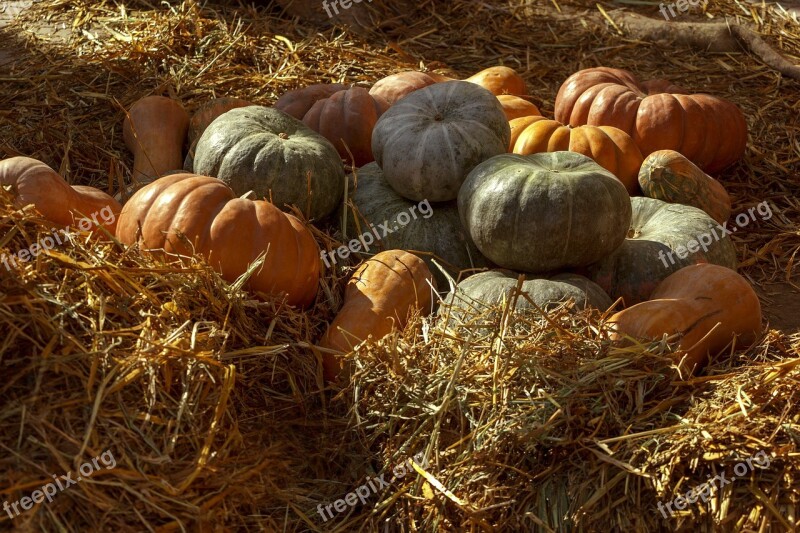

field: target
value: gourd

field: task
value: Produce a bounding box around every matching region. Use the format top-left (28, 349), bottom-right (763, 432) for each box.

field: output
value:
top-left (369, 71), bottom-right (453, 105)
top-left (466, 66), bottom-right (527, 96)
top-left (320, 250), bottom-right (436, 380)
top-left (123, 96), bottom-right (189, 183)
top-left (115, 173), bottom-right (320, 307)
top-left (274, 83), bottom-right (350, 120)
top-left (608, 263), bottom-right (761, 371)
top-left (497, 95), bottom-right (541, 121)
top-left (184, 97), bottom-right (255, 172)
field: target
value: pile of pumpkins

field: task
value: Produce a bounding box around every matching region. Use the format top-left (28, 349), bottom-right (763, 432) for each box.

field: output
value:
top-left (0, 65), bottom-right (763, 381)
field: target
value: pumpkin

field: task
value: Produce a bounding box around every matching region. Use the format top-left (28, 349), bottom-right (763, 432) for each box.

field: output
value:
top-left (123, 96), bottom-right (189, 183)
top-left (497, 95), bottom-right (541, 121)
top-left (466, 66), bottom-right (527, 96)
top-left (585, 196), bottom-right (737, 306)
top-left (341, 162), bottom-right (488, 286)
top-left (320, 249), bottom-right (436, 380)
top-left (0, 157), bottom-right (121, 233)
top-left (301, 87), bottom-right (388, 166)
top-left (372, 81), bottom-right (510, 202)
top-left (274, 83), bottom-right (350, 120)
top-left (184, 97), bottom-right (255, 172)
top-left (115, 173), bottom-right (319, 306)
top-left (554, 67), bottom-right (747, 173)
top-left (191, 106), bottom-right (345, 220)
top-left (509, 116), bottom-right (643, 194)
top-left (608, 264), bottom-right (761, 371)
top-left (458, 152), bottom-right (631, 273)
top-left (369, 71), bottom-right (454, 106)
top-left (638, 150), bottom-right (731, 224)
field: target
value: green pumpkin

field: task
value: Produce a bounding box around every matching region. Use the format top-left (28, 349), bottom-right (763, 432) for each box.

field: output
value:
top-left (192, 106), bottom-right (344, 220)
top-left (585, 196), bottom-right (737, 305)
top-left (458, 152), bottom-right (632, 273)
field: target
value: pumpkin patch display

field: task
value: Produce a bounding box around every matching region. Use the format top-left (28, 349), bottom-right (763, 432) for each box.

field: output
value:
top-left (320, 250), bottom-right (436, 381)
top-left (466, 66), bottom-right (527, 96)
top-left (638, 149), bottom-right (732, 224)
top-left (458, 152), bottom-right (631, 273)
top-left (369, 71), bottom-right (453, 105)
top-left (123, 96), bottom-right (189, 183)
top-left (301, 86), bottom-right (389, 166)
top-left (554, 67), bottom-right (747, 173)
top-left (274, 83), bottom-right (350, 120)
top-left (585, 196), bottom-right (737, 306)
top-left (0, 157), bottom-right (121, 233)
top-left (509, 116), bottom-right (643, 193)
top-left (116, 173), bottom-right (320, 307)
top-left (372, 81), bottom-right (510, 202)
top-left (191, 106), bottom-right (345, 220)
top-left (497, 95), bottom-right (541, 121)
top-left (608, 263), bottom-right (762, 371)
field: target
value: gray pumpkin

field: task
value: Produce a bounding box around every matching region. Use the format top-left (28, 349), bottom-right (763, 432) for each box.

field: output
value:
top-left (458, 151), bottom-right (632, 273)
top-left (371, 81), bottom-right (510, 202)
top-left (585, 196), bottom-right (737, 306)
top-left (192, 106), bottom-right (344, 220)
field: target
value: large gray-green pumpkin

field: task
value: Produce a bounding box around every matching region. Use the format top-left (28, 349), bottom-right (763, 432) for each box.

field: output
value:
top-left (458, 152), bottom-right (631, 273)
top-left (371, 81), bottom-right (510, 202)
top-left (440, 270), bottom-right (613, 324)
top-left (585, 196), bottom-right (737, 305)
top-left (341, 162), bottom-right (488, 283)
top-left (192, 106), bottom-right (344, 220)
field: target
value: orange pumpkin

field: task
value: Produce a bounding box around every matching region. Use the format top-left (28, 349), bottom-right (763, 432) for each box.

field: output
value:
top-left (116, 173), bottom-right (319, 307)
top-left (320, 250), bottom-right (436, 380)
top-left (509, 116), bottom-right (643, 194)
top-left (188, 97), bottom-right (254, 145)
top-left (497, 95), bottom-right (541, 121)
top-left (123, 96), bottom-right (189, 183)
top-left (466, 66), bottom-right (527, 96)
top-left (608, 264), bottom-right (762, 371)
top-left (0, 156), bottom-right (121, 233)
top-left (369, 71), bottom-right (454, 105)
top-left (274, 83), bottom-right (350, 120)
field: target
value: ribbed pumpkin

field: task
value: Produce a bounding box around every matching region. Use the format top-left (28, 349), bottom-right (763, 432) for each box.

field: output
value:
top-left (0, 157), bottom-right (121, 233)
top-left (585, 196), bottom-right (737, 306)
top-left (369, 71), bottom-right (454, 106)
top-left (115, 173), bottom-right (319, 307)
top-left (320, 250), bottom-right (436, 380)
top-left (554, 67), bottom-right (747, 173)
top-left (497, 95), bottom-right (541, 121)
top-left (638, 150), bottom-right (731, 224)
top-left (191, 106), bottom-right (345, 220)
top-left (458, 152), bottom-right (631, 273)
top-left (466, 66), bottom-right (527, 96)
top-left (372, 81), bottom-right (510, 202)
top-left (273, 83), bottom-right (350, 120)
top-left (188, 97), bottom-right (255, 145)
top-left (123, 96), bottom-right (189, 183)
top-left (509, 116), bottom-right (643, 194)
top-left (608, 264), bottom-right (761, 371)
top-left (302, 87), bottom-right (388, 166)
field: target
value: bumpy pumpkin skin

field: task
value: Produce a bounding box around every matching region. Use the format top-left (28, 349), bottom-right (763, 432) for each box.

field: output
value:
top-left (459, 152), bottom-right (632, 273)
top-left (497, 95), bottom-right (541, 121)
top-left (608, 264), bottom-right (762, 371)
top-left (639, 150), bottom-right (732, 224)
top-left (123, 96), bottom-right (189, 183)
top-left (369, 71), bottom-right (453, 106)
top-left (585, 196), bottom-right (737, 306)
top-left (273, 83), bottom-right (350, 120)
top-left (302, 87), bottom-right (388, 166)
top-left (509, 116), bottom-right (643, 194)
top-left (372, 81), bottom-right (511, 202)
top-left (320, 250), bottom-right (437, 380)
top-left (554, 67), bottom-right (747, 173)
top-left (0, 157), bottom-right (121, 233)
top-left (192, 106), bottom-right (345, 220)
top-left (342, 163), bottom-right (488, 286)
top-left (466, 66), bottom-right (527, 96)
top-left (116, 173), bottom-right (320, 307)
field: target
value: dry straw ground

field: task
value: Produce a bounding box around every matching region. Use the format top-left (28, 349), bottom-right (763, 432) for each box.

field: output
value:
top-left (0, 0), bottom-right (799, 531)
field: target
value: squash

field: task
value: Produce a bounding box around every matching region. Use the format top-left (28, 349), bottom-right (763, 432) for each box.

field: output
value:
top-left (369, 71), bottom-right (454, 106)
top-left (372, 81), bottom-right (510, 202)
top-left (274, 83), bottom-right (350, 120)
top-left (191, 106), bottom-right (345, 220)
top-left (608, 263), bottom-right (761, 371)
top-left (585, 196), bottom-right (737, 306)
top-left (509, 116), bottom-right (642, 194)
top-left (466, 66), bottom-right (527, 96)
top-left (497, 95), bottom-right (541, 121)
top-left (320, 250), bottom-right (436, 380)
top-left (115, 173), bottom-right (319, 307)
top-left (188, 97), bottom-right (255, 146)
top-left (302, 87), bottom-right (388, 166)
top-left (123, 96), bottom-right (189, 183)
top-left (341, 162), bottom-right (488, 286)
top-left (554, 67), bottom-right (747, 173)
top-left (638, 150), bottom-right (731, 224)
top-left (458, 152), bottom-right (631, 273)
top-left (0, 156), bottom-right (121, 233)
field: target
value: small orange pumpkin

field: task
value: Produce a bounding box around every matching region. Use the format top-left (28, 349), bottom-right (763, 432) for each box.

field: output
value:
top-left (123, 96), bottom-right (189, 183)
top-left (274, 83), bottom-right (350, 120)
top-left (497, 95), bottom-right (541, 121)
top-left (466, 66), bottom-right (527, 96)
top-left (369, 71), bottom-right (454, 105)
top-left (188, 97), bottom-right (255, 145)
